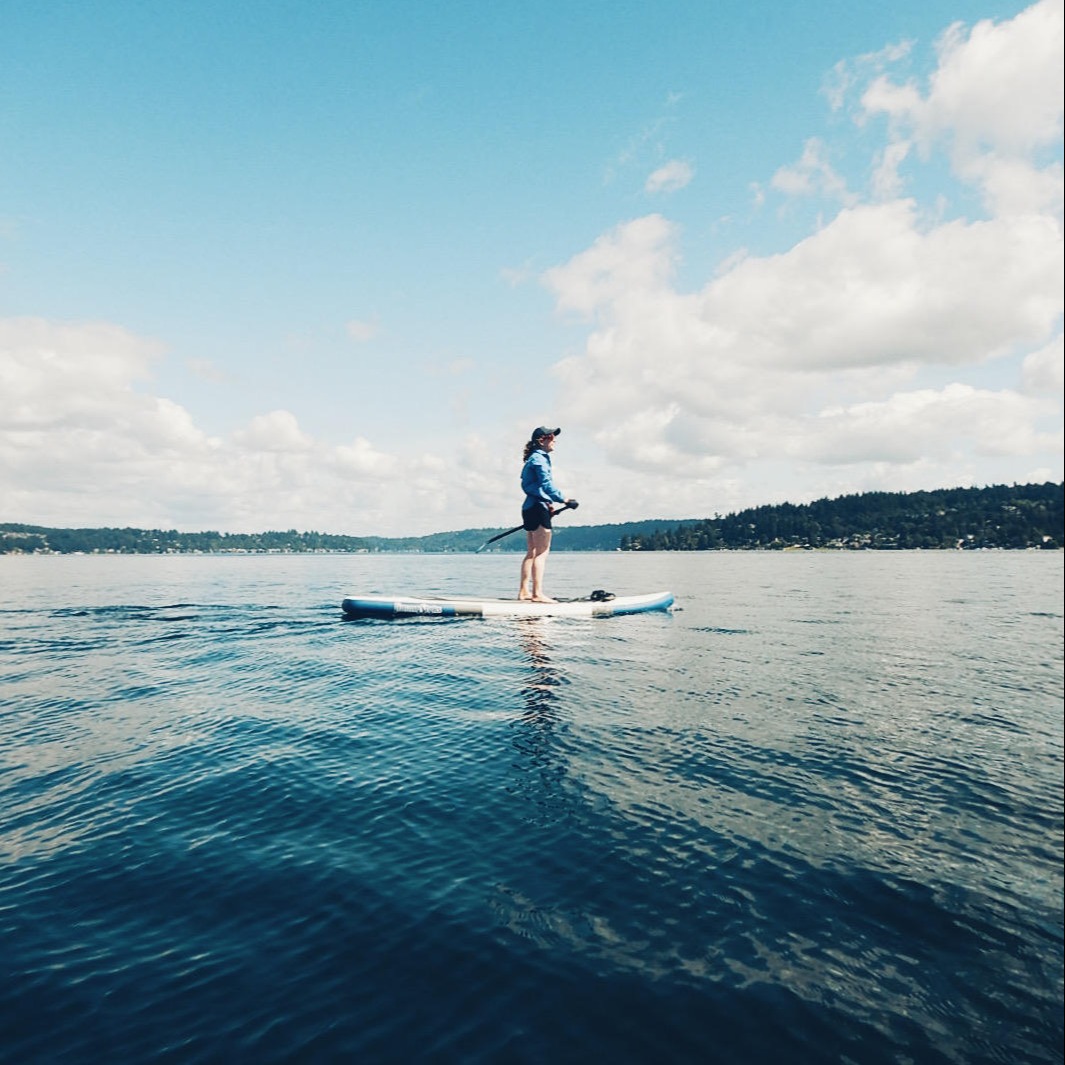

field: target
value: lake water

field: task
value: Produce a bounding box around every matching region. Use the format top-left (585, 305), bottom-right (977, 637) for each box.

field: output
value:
top-left (1, 551), bottom-right (1062, 1064)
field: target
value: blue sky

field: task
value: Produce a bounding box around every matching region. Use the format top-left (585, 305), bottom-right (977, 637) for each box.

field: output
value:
top-left (2, 0), bottom-right (1061, 536)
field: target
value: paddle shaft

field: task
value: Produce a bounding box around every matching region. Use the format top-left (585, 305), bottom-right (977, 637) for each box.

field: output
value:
top-left (478, 501), bottom-right (577, 550)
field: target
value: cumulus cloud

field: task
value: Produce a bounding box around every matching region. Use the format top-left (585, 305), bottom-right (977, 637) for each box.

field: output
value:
top-left (332, 435), bottom-right (397, 477)
top-left (2, 320), bottom-right (234, 516)
top-left (0, 317), bottom-right (163, 429)
top-left (233, 410), bottom-right (313, 453)
top-left (547, 200), bottom-right (1059, 372)
top-left (823, 40), bottom-right (915, 113)
top-left (542, 3), bottom-right (1063, 497)
top-left (870, 140), bottom-right (912, 201)
top-left (858, 0), bottom-right (1064, 215)
top-left (917, 3), bottom-right (1061, 157)
top-left (646, 160), bottom-right (694, 193)
top-left (1021, 333), bottom-right (1065, 395)
top-left (542, 214), bottom-right (679, 318)
top-left (0, 317), bottom-right (502, 534)
top-left (799, 385), bottom-right (1059, 464)
top-left (771, 139), bottom-right (857, 204)
top-left (708, 203), bottom-right (1060, 369)
top-left (545, 200), bottom-right (1060, 477)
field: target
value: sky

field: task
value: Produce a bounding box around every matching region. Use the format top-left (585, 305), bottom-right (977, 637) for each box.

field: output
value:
top-left (1, 0), bottom-right (1062, 537)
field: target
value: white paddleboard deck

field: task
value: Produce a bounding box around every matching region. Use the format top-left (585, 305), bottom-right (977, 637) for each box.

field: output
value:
top-left (341, 590), bottom-right (674, 619)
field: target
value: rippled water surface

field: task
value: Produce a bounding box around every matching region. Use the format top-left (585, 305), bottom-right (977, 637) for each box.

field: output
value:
top-left (1, 551), bottom-right (1062, 1063)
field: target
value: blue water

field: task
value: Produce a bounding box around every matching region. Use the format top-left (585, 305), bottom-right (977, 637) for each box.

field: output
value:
top-left (1, 551), bottom-right (1062, 1064)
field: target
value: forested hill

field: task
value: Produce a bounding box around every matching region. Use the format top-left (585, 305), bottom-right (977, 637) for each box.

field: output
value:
top-left (1, 482), bottom-right (1061, 554)
top-left (618, 482), bottom-right (1063, 551)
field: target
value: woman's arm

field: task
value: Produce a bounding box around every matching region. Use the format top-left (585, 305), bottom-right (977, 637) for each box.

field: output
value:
top-left (524, 452), bottom-right (566, 505)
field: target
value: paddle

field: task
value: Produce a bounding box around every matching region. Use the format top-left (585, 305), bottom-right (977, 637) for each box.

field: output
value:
top-left (477, 501), bottom-right (579, 552)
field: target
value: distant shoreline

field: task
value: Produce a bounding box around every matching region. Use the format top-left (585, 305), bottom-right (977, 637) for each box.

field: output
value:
top-left (3, 482), bottom-right (1062, 555)
top-left (2, 546), bottom-right (1061, 557)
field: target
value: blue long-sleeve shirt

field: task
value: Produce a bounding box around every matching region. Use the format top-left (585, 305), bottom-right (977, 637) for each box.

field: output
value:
top-left (521, 449), bottom-right (566, 510)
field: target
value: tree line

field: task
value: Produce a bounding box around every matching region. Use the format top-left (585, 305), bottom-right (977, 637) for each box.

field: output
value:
top-left (618, 483), bottom-right (1062, 551)
top-left (0, 527), bottom-right (377, 555)
top-left (1, 482), bottom-right (1061, 554)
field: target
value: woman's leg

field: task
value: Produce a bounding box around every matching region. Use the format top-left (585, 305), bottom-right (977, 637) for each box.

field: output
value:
top-left (519, 532), bottom-right (536, 599)
top-left (526, 527), bottom-right (554, 602)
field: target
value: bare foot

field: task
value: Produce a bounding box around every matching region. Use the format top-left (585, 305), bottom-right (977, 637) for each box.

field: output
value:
top-left (531, 595), bottom-right (557, 603)
top-left (518, 593), bottom-right (533, 601)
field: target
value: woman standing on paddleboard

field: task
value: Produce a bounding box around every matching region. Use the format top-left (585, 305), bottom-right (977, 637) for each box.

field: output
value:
top-left (519, 427), bottom-right (577, 602)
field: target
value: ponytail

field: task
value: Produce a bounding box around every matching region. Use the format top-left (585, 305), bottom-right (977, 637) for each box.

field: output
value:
top-left (522, 441), bottom-right (537, 462)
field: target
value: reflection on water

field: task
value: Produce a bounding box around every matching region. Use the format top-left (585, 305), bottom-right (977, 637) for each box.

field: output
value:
top-left (509, 620), bottom-right (571, 822)
top-left (517, 618), bottom-right (563, 718)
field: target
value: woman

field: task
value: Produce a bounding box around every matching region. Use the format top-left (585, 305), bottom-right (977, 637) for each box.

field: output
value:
top-left (518, 426), bottom-right (577, 602)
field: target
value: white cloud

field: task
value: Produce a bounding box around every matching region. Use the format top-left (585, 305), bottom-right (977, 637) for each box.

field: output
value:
top-left (858, 0), bottom-right (1064, 215)
top-left (823, 40), bottom-right (914, 113)
top-left (0, 317), bottom-right (503, 534)
top-left (535, 2), bottom-right (1063, 505)
top-left (0, 317), bottom-right (163, 429)
top-left (542, 213), bottom-right (678, 318)
top-left (1021, 333), bottom-right (1065, 395)
top-left (547, 200), bottom-right (1060, 391)
top-left (545, 127), bottom-right (1060, 493)
top-left (232, 410), bottom-right (313, 453)
top-left (957, 153), bottom-right (1064, 217)
top-left (920, 3), bottom-right (1063, 158)
top-left (332, 436), bottom-right (397, 477)
top-left (870, 140), bottom-right (912, 201)
top-left (545, 195), bottom-right (1061, 475)
top-left (707, 202), bottom-right (1060, 369)
top-left (645, 160), bottom-right (694, 194)
top-left (771, 138), bottom-right (857, 204)
top-left (800, 384), bottom-right (1060, 464)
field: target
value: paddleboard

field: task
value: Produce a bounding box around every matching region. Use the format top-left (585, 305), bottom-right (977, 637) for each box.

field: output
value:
top-left (341, 590), bottom-right (674, 620)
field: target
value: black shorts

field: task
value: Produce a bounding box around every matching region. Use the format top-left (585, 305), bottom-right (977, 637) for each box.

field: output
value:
top-left (522, 502), bottom-right (552, 531)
